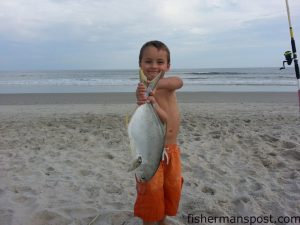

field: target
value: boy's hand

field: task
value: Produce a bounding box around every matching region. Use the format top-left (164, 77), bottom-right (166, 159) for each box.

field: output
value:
top-left (136, 82), bottom-right (147, 105)
top-left (147, 93), bottom-right (167, 123)
top-left (147, 95), bottom-right (156, 105)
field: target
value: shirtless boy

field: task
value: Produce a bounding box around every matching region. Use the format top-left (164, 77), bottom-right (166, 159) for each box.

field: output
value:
top-left (134, 40), bottom-right (183, 225)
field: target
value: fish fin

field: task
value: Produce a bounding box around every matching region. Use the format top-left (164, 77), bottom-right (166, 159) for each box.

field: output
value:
top-left (127, 156), bottom-right (142, 172)
top-left (135, 173), bottom-right (147, 183)
top-left (125, 114), bottom-right (130, 128)
top-left (135, 174), bottom-right (143, 183)
top-left (139, 68), bottom-right (148, 86)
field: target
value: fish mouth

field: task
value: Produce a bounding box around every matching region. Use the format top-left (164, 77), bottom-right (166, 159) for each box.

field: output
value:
top-left (135, 173), bottom-right (147, 183)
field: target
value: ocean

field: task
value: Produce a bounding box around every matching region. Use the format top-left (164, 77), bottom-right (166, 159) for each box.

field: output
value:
top-left (0, 67), bottom-right (298, 94)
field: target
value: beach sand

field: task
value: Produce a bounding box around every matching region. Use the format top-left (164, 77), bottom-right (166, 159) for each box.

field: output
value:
top-left (0, 92), bottom-right (299, 225)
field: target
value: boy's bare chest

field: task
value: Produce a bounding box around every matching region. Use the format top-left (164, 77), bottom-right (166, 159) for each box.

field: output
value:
top-left (155, 91), bottom-right (179, 115)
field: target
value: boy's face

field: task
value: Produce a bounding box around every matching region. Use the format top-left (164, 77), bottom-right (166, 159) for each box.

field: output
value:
top-left (139, 46), bottom-right (170, 81)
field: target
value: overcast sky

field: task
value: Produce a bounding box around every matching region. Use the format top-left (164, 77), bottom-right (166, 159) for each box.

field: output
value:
top-left (0, 0), bottom-right (299, 70)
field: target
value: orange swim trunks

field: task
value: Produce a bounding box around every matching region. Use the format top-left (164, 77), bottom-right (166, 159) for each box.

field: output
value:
top-left (134, 144), bottom-right (183, 222)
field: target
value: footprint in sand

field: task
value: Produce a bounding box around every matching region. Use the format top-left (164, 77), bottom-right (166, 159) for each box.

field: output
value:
top-left (282, 149), bottom-right (300, 160)
top-left (281, 140), bottom-right (297, 149)
top-left (87, 210), bottom-right (183, 225)
top-left (62, 207), bottom-right (98, 221)
top-left (259, 134), bottom-right (279, 143)
top-left (104, 152), bottom-right (114, 160)
top-left (202, 186), bottom-right (216, 195)
top-left (79, 169), bottom-right (93, 177)
top-left (11, 186), bottom-right (38, 206)
top-left (11, 185), bottom-right (37, 195)
top-left (30, 210), bottom-right (71, 225)
top-left (209, 131), bottom-right (221, 139)
top-left (45, 166), bottom-right (56, 176)
top-left (85, 186), bottom-right (100, 199)
top-left (0, 209), bottom-right (13, 225)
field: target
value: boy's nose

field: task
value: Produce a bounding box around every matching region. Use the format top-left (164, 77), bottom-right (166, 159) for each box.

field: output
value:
top-left (150, 62), bottom-right (159, 68)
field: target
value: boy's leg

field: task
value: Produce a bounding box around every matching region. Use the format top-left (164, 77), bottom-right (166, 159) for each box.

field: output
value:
top-left (134, 163), bottom-right (165, 222)
top-left (163, 144), bottom-right (183, 216)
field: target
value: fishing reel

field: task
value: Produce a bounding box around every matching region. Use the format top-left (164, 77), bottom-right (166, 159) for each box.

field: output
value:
top-left (280, 50), bottom-right (293, 70)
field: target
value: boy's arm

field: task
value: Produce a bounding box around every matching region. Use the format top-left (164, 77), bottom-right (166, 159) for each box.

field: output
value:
top-left (136, 76), bottom-right (183, 104)
top-left (156, 76), bottom-right (183, 91)
top-left (135, 83), bottom-right (167, 123)
top-left (147, 95), bottom-right (167, 124)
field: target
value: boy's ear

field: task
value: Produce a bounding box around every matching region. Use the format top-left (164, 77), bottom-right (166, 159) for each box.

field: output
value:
top-left (166, 64), bottom-right (171, 71)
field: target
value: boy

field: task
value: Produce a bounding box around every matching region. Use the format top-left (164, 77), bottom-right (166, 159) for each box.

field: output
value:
top-left (134, 40), bottom-right (183, 225)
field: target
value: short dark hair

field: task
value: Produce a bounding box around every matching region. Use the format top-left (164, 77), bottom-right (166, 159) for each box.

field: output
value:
top-left (139, 40), bottom-right (170, 65)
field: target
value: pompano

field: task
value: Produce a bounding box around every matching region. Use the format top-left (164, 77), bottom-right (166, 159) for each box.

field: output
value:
top-left (127, 69), bottom-right (166, 182)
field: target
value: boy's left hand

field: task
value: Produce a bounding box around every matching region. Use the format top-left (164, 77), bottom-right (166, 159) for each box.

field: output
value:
top-left (147, 91), bottom-right (157, 106)
top-left (147, 92), bottom-right (168, 123)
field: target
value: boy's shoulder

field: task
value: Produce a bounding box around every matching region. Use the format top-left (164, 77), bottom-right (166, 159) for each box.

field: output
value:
top-left (163, 75), bottom-right (183, 82)
top-left (159, 75), bottom-right (183, 91)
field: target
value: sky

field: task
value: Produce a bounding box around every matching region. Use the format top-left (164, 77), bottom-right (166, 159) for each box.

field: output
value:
top-left (0, 0), bottom-right (300, 70)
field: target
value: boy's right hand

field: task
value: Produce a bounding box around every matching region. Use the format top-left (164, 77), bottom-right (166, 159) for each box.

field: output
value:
top-left (136, 82), bottom-right (147, 105)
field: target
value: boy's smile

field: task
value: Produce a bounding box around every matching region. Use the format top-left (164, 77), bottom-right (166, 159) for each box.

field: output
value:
top-left (139, 46), bottom-right (170, 81)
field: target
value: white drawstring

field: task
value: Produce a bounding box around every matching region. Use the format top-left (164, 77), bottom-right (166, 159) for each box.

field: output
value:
top-left (162, 147), bottom-right (169, 165)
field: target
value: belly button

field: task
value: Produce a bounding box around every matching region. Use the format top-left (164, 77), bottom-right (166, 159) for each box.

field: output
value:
top-left (168, 129), bottom-right (173, 133)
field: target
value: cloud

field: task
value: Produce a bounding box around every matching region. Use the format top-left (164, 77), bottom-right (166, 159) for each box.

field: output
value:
top-left (1, 0), bottom-right (299, 42)
top-left (0, 0), bottom-right (299, 69)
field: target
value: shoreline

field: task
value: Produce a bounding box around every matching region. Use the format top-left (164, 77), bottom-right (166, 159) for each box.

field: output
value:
top-left (0, 91), bottom-right (298, 105)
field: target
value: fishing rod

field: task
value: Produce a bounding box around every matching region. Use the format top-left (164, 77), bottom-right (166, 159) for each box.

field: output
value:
top-left (280, 0), bottom-right (300, 111)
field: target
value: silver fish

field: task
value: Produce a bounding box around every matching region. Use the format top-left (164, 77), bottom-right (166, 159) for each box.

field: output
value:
top-left (127, 69), bottom-right (166, 182)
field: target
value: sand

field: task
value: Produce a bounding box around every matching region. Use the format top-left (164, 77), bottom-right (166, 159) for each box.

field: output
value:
top-left (0, 92), bottom-right (299, 225)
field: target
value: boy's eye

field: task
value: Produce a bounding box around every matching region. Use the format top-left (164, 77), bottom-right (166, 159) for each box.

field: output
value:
top-left (143, 59), bottom-right (165, 64)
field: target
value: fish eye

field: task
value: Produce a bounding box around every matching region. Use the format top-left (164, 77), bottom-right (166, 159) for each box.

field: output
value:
top-left (138, 156), bottom-right (142, 163)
